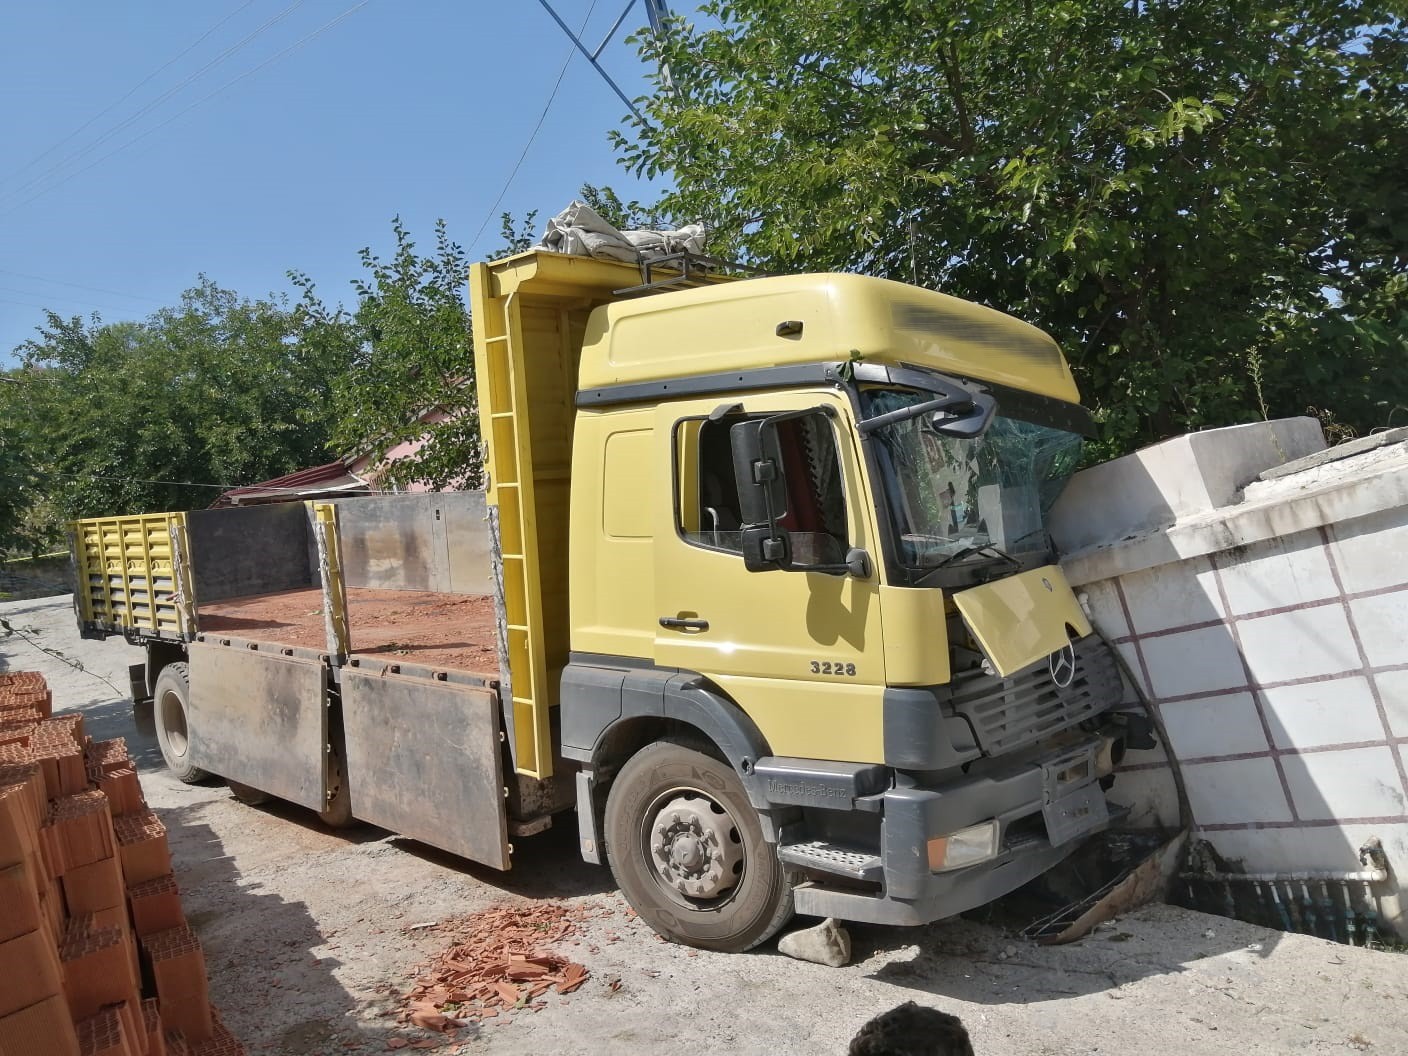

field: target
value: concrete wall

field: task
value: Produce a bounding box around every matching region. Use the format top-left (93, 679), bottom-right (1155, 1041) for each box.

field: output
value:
top-left (1054, 422), bottom-right (1408, 935)
top-left (328, 492), bottom-right (492, 596)
top-left (187, 504), bottom-right (314, 603)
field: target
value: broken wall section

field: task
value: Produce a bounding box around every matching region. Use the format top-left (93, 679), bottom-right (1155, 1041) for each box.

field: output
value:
top-left (1052, 420), bottom-right (1408, 938)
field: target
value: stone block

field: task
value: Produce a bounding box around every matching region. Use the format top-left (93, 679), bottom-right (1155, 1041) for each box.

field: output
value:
top-left (1350, 593), bottom-right (1408, 668)
top-left (1182, 757), bottom-right (1293, 826)
top-left (1139, 626), bottom-right (1246, 699)
top-left (1050, 418), bottom-right (1324, 554)
top-left (776, 917), bottom-right (851, 967)
top-left (1281, 747), bottom-right (1408, 821)
top-left (1159, 692), bottom-right (1269, 760)
top-left (1215, 532), bottom-right (1338, 614)
top-left (1121, 556), bottom-right (1224, 635)
top-left (1261, 676), bottom-right (1385, 750)
top-left (1237, 605), bottom-right (1360, 684)
top-left (1328, 505), bottom-right (1408, 594)
top-left (1379, 670), bottom-right (1408, 737)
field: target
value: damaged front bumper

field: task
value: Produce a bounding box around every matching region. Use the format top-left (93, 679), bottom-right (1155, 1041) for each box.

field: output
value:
top-left (783, 733), bottom-right (1125, 927)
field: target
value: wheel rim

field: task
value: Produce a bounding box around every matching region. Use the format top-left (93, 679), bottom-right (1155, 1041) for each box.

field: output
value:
top-left (641, 786), bottom-right (745, 908)
top-left (160, 688), bottom-right (189, 758)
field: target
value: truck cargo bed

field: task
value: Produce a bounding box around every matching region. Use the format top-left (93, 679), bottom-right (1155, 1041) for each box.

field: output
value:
top-left (199, 587), bottom-right (500, 677)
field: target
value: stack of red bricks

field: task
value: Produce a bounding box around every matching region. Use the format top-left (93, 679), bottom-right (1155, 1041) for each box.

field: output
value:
top-left (0, 671), bottom-right (243, 1056)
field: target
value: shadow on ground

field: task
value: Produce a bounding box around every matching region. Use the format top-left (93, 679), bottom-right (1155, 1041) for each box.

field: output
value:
top-left (222, 785), bottom-right (616, 901)
top-left (851, 894), bottom-right (1287, 1005)
top-left (157, 801), bottom-right (400, 1056)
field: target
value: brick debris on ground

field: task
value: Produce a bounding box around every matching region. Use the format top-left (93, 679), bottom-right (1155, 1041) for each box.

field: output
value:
top-left (0, 670), bottom-right (245, 1056)
top-left (387, 902), bottom-right (595, 1047)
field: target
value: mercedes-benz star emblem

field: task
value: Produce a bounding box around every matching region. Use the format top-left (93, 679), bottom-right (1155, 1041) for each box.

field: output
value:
top-left (1041, 577), bottom-right (1053, 592)
top-left (1049, 643), bottom-right (1077, 688)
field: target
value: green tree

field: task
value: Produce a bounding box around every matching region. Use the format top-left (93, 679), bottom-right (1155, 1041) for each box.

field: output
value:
top-left (576, 183), bottom-right (670, 230)
top-left (499, 210), bottom-right (540, 254)
top-left (10, 281), bottom-right (349, 548)
top-left (295, 218), bottom-right (482, 492)
top-left (0, 376), bottom-right (36, 553)
top-left (619, 1), bottom-right (1408, 453)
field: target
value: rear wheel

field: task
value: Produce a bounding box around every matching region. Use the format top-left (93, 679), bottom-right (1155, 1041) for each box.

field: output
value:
top-left (604, 741), bottom-right (793, 952)
top-left (153, 663), bottom-right (208, 783)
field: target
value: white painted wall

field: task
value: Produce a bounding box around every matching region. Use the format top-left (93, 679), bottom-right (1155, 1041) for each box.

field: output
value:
top-left (1053, 422), bottom-right (1408, 936)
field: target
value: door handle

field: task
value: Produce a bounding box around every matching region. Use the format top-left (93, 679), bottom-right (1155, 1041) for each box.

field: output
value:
top-left (659, 616), bottom-right (710, 632)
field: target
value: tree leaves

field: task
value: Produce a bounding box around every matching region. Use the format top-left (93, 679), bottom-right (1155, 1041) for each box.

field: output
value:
top-left (294, 218), bottom-right (482, 494)
top-left (8, 282), bottom-right (349, 551)
top-left (622, 0), bottom-right (1408, 455)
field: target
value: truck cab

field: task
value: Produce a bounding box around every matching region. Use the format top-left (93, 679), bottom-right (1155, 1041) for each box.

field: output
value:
top-left (472, 254), bottom-right (1129, 951)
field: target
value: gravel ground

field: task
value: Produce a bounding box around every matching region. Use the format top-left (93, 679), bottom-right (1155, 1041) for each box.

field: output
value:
top-left (5, 593), bottom-right (1407, 1056)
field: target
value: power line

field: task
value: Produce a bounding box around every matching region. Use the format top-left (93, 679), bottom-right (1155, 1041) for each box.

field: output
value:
top-left (466, 0), bottom-right (601, 254)
top-left (20, 467), bottom-right (396, 495)
top-left (0, 0), bottom-right (258, 191)
top-left (0, 295), bottom-right (69, 312)
top-left (0, 0), bottom-right (311, 209)
top-left (0, 285), bottom-right (142, 314)
top-left (0, 268), bottom-right (160, 303)
top-left (1, 0), bottom-right (374, 218)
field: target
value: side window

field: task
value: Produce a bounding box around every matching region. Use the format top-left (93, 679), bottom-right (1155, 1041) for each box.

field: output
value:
top-left (674, 412), bottom-right (849, 567)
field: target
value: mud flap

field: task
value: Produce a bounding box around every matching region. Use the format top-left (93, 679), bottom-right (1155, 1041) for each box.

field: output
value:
top-left (340, 668), bottom-right (509, 870)
top-left (187, 642), bottom-right (328, 810)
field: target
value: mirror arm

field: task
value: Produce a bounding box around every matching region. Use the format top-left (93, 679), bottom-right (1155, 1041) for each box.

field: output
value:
top-left (856, 393), bottom-right (973, 435)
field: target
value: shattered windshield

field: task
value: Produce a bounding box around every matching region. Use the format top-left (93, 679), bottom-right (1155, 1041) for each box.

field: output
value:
top-left (861, 387), bottom-right (1083, 570)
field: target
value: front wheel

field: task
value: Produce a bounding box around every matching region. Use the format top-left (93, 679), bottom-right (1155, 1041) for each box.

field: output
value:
top-left (153, 662), bottom-right (208, 783)
top-left (604, 741), bottom-right (793, 952)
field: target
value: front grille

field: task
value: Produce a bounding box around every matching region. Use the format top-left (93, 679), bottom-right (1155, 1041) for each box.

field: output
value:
top-left (948, 636), bottom-right (1121, 756)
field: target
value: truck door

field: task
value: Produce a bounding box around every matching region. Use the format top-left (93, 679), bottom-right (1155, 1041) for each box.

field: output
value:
top-left (652, 392), bottom-right (889, 764)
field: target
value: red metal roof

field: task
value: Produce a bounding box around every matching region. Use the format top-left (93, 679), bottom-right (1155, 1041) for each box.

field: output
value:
top-left (212, 460), bottom-right (370, 508)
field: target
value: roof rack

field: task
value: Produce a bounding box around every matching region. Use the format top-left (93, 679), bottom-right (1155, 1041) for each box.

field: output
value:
top-left (613, 251), bottom-right (770, 296)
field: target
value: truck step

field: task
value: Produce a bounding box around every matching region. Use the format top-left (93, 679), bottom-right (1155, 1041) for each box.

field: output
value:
top-left (778, 840), bottom-right (883, 882)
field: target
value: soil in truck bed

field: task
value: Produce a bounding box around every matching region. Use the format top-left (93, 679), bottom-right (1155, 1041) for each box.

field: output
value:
top-left (198, 588), bottom-right (500, 676)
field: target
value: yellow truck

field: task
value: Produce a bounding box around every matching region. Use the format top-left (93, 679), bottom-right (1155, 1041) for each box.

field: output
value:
top-left (71, 250), bottom-right (1137, 952)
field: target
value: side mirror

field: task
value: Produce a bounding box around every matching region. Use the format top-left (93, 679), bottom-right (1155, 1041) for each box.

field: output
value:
top-left (927, 391), bottom-right (997, 439)
top-left (740, 525), bottom-right (792, 572)
top-left (731, 407), bottom-right (869, 577)
top-left (731, 418), bottom-right (791, 571)
top-left (729, 419), bottom-right (788, 526)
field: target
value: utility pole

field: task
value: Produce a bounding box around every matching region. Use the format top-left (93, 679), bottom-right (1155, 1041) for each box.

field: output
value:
top-left (534, 1), bottom-right (673, 120)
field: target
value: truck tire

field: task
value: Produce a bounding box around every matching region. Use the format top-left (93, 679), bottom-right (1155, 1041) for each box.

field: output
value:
top-left (153, 663), bottom-right (209, 784)
top-left (604, 741), bottom-right (794, 953)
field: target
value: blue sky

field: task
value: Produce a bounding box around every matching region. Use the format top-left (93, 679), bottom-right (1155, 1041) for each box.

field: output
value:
top-left (0, 1), bottom-right (669, 363)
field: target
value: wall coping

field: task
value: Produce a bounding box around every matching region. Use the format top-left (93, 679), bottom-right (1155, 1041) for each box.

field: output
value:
top-left (1060, 439), bottom-right (1408, 586)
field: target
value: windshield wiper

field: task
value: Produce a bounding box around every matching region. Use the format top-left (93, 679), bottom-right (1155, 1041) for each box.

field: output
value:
top-left (933, 543), bottom-right (1021, 571)
top-left (912, 543), bottom-right (1021, 588)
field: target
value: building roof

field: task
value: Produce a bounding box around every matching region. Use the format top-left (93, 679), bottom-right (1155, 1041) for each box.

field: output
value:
top-left (212, 460), bottom-right (370, 508)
